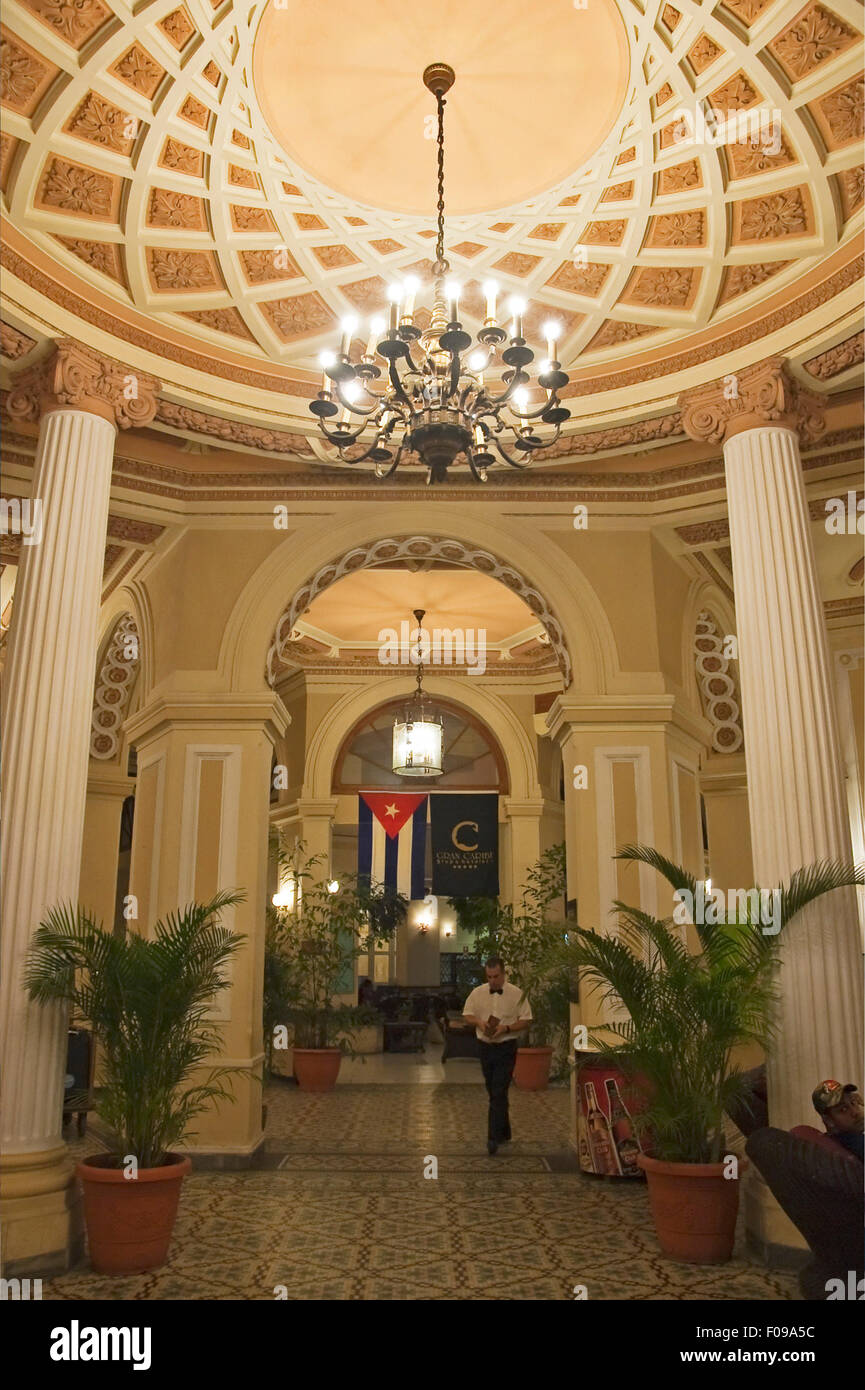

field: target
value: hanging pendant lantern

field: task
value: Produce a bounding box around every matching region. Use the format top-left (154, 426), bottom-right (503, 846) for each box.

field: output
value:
top-left (392, 608), bottom-right (443, 777)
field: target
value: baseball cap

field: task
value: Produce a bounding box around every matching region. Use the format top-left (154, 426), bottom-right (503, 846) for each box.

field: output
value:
top-left (812, 1079), bottom-right (859, 1116)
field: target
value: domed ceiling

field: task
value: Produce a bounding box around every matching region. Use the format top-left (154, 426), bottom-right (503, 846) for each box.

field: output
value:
top-left (0, 0), bottom-right (862, 467)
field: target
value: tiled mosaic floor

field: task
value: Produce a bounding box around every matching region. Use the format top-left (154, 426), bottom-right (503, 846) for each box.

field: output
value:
top-left (45, 1080), bottom-right (798, 1302)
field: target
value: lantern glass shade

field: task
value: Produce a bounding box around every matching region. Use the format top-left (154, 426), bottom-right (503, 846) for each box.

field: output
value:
top-left (392, 712), bottom-right (443, 777)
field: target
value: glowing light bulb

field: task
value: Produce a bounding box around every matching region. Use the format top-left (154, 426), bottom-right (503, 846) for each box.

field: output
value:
top-left (343, 379), bottom-right (361, 403)
top-left (402, 275), bottom-right (420, 317)
top-left (326, 879), bottom-right (340, 894)
top-left (469, 351), bottom-right (486, 371)
top-left (513, 386), bottom-right (529, 411)
top-left (543, 319), bottom-right (562, 360)
top-left (340, 315), bottom-right (358, 354)
top-left (319, 348), bottom-right (336, 390)
top-left (366, 316), bottom-right (385, 357)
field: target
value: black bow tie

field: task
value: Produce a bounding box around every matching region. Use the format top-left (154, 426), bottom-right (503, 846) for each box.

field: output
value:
top-left (489, 987), bottom-right (503, 995)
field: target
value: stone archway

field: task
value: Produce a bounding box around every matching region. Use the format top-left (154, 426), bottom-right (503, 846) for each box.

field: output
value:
top-left (266, 534), bottom-right (572, 688)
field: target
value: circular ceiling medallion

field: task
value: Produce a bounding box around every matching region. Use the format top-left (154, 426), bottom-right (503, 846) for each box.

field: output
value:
top-left (252, 0), bottom-right (630, 217)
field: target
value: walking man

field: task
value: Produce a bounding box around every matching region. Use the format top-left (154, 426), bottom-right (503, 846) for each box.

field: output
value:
top-left (462, 956), bottom-right (532, 1154)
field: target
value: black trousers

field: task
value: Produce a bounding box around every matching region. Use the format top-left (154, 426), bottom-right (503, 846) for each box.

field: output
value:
top-left (478, 1040), bottom-right (518, 1142)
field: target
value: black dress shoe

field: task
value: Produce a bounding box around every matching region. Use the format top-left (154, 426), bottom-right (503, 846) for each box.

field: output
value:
top-left (487, 1140), bottom-right (498, 1155)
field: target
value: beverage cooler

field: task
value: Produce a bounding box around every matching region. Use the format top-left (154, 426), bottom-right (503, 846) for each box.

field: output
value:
top-left (575, 1054), bottom-right (645, 1178)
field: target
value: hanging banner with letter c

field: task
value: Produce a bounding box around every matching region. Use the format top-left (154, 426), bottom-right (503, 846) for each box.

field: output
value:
top-left (430, 793), bottom-right (499, 896)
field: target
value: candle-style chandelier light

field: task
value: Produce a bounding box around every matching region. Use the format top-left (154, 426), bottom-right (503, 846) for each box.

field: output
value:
top-left (392, 609), bottom-right (443, 777)
top-left (310, 63), bottom-right (572, 485)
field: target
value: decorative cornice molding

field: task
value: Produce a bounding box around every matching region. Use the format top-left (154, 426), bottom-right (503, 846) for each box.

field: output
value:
top-left (5, 339), bottom-right (159, 429)
top-left (803, 331), bottom-right (864, 381)
top-left (0, 320), bottom-right (37, 361)
top-left (679, 356), bottom-right (827, 446)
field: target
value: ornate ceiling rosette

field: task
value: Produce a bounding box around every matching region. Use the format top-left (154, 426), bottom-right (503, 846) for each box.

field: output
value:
top-left (0, 0), bottom-right (862, 466)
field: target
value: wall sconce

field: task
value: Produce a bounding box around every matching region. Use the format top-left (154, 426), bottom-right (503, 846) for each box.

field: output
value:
top-left (272, 872), bottom-right (297, 911)
top-left (443, 922), bottom-right (454, 938)
top-left (417, 919), bottom-right (431, 934)
top-left (326, 879), bottom-right (340, 895)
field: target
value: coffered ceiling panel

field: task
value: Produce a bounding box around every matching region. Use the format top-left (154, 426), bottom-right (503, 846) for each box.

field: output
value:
top-left (1, 0), bottom-right (862, 448)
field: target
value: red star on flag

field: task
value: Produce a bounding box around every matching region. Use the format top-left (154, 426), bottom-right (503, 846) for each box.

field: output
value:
top-left (359, 792), bottom-right (428, 839)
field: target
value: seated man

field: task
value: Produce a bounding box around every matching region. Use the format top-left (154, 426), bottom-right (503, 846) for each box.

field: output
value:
top-left (812, 1079), bottom-right (864, 1161)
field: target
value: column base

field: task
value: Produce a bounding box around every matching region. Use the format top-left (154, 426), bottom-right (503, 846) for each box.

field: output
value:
top-left (743, 1166), bottom-right (809, 1271)
top-left (0, 1145), bottom-right (83, 1277)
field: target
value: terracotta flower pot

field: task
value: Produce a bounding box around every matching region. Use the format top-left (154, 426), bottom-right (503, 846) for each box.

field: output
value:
top-left (293, 1047), bottom-right (342, 1092)
top-left (77, 1152), bottom-right (191, 1275)
top-left (637, 1152), bottom-right (747, 1264)
top-left (513, 1046), bottom-right (554, 1091)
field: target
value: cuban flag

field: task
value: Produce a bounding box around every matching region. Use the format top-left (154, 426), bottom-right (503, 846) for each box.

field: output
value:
top-left (357, 792), bottom-right (428, 898)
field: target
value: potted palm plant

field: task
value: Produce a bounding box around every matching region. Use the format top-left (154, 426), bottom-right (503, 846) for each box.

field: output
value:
top-left (268, 841), bottom-right (405, 1091)
top-left (24, 890), bottom-right (245, 1275)
top-left (562, 845), bottom-right (864, 1263)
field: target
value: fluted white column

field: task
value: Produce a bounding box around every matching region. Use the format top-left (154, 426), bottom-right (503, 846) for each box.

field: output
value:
top-left (1, 409), bottom-right (116, 1155)
top-left (723, 423), bottom-right (862, 1132)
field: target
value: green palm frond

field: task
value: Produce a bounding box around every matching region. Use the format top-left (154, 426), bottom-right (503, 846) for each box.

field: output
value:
top-left (565, 844), bottom-right (861, 1162)
top-left (25, 891), bottom-right (247, 1169)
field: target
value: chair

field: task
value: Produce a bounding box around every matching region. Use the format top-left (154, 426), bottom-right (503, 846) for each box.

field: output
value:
top-left (745, 1126), bottom-right (863, 1300)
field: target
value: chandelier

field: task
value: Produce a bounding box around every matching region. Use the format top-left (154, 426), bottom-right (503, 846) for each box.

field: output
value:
top-left (310, 63), bottom-right (572, 484)
top-left (392, 609), bottom-right (443, 777)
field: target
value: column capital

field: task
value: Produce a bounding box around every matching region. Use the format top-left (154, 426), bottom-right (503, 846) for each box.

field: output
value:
top-left (678, 356), bottom-right (826, 446)
top-left (123, 689), bottom-right (290, 747)
top-left (6, 339), bottom-right (159, 430)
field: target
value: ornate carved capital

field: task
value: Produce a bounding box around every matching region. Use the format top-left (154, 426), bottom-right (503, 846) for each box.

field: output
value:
top-left (5, 339), bottom-right (159, 430)
top-left (678, 356), bottom-right (826, 447)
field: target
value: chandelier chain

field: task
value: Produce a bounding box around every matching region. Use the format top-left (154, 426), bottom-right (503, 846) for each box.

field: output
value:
top-left (435, 92), bottom-right (447, 272)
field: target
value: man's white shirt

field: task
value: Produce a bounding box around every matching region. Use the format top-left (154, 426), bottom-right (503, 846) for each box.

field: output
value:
top-left (463, 981), bottom-right (532, 1043)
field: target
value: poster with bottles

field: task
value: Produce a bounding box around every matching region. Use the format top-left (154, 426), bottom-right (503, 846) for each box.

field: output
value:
top-left (576, 1057), bottom-right (646, 1178)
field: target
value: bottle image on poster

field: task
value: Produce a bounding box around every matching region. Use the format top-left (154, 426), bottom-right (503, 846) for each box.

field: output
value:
top-left (577, 1106), bottom-right (592, 1172)
top-left (584, 1081), bottom-right (621, 1176)
top-left (604, 1077), bottom-right (642, 1176)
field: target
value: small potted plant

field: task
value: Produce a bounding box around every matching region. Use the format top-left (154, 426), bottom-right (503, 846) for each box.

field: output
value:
top-left (24, 890), bottom-right (245, 1275)
top-left (268, 841), bottom-right (405, 1091)
top-left (562, 845), bottom-right (864, 1263)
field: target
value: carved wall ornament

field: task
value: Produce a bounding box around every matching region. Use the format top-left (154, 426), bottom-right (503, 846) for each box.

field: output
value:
top-left (817, 78), bottom-right (864, 146)
top-left (158, 7), bottom-right (196, 49)
top-left (110, 44), bottom-right (165, 98)
top-left (737, 188), bottom-right (809, 240)
top-left (582, 220), bottom-right (626, 244)
top-left (601, 182), bottom-right (633, 202)
top-left (24, 0), bottom-right (111, 49)
top-left (147, 188), bottom-right (205, 230)
top-left (658, 160), bottom-right (702, 194)
top-left (147, 248), bottom-right (218, 291)
top-left (679, 355), bottom-right (827, 445)
top-left (240, 248), bottom-right (300, 283)
top-left (546, 260), bottom-right (610, 297)
top-left (90, 613), bottom-right (139, 761)
top-left (267, 536), bottom-right (572, 687)
top-left (492, 251), bottom-right (542, 276)
top-left (648, 211), bottom-right (705, 247)
top-left (65, 91), bottom-right (135, 153)
top-left (1, 32), bottom-right (52, 114)
top-left (718, 260), bottom-right (789, 303)
top-left (770, 5), bottom-right (857, 81)
top-left (838, 164), bottom-right (865, 217)
top-left (38, 156), bottom-right (115, 218)
top-left (6, 339), bottom-right (159, 429)
top-left (159, 138), bottom-right (204, 176)
top-left (1, 321), bottom-right (37, 359)
top-left (588, 318), bottom-right (658, 350)
top-left (183, 308), bottom-right (253, 339)
top-left (726, 135), bottom-right (794, 179)
top-left (688, 34), bottom-right (723, 74)
top-left (626, 266), bottom-right (696, 308)
top-left (179, 94), bottom-right (210, 127)
top-left (722, 0), bottom-right (772, 22)
top-left (694, 611), bottom-right (744, 754)
top-left (154, 399), bottom-right (309, 453)
top-left (803, 331), bottom-right (864, 380)
top-left (260, 293), bottom-right (333, 341)
top-left (55, 236), bottom-right (124, 282)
